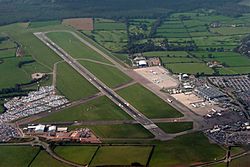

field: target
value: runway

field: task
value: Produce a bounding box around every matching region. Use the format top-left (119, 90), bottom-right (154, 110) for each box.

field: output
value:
top-left (34, 32), bottom-right (171, 140)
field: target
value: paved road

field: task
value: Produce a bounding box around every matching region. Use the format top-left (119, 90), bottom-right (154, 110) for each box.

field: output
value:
top-left (34, 32), bottom-right (171, 141)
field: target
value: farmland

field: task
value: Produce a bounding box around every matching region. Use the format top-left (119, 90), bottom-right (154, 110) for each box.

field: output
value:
top-left (30, 150), bottom-right (70, 167)
top-left (82, 18), bottom-right (128, 52)
top-left (150, 132), bottom-right (225, 167)
top-left (0, 146), bottom-right (39, 167)
top-left (36, 96), bottom-right (131, 123)
top-left (91, 146), bottom-right (152, 166)
top-left (62, 18), bottom-right (93, 31)
top-left (117, 84), bottom-right (183, 118)
top-left (29, 21), bottom-right (61, 29)
top-left (54, 146), bottom-right (98, 165)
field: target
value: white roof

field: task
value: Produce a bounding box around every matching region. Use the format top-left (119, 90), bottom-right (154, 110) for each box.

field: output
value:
top-left (57, 127), bottom-right (68, 131)
top-left (35, 124), bottom-right (45, 131)
top-left (48, 126), bottom-right (56, 131)
top-left (138, 60), bottom-right (147, 65)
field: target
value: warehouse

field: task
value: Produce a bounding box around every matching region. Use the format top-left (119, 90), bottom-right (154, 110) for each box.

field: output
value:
top-left (194, 85), bottom-right (226, 101)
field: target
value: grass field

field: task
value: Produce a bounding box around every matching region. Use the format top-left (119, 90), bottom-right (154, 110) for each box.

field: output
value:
top-left (0, 53), bottom-right (30, 89)
top-left (157, 122), bottom-right (193, 134)
top-left (54, 146), bottom-right (98, 165)
top-left (166, 63), bottom-right (214, 74)
top-left (0, 146), bottom-right (39, 167)
top-left (150, 132), bottom-right (225, 167)
top-left (69, 124), bottom-right (153, 139)
top-left (29, 20), bottom-right (61, 28)
top-left (117, 84), bottom-right (183, 118)
top-left (56, 62), bottom-right (98, 100)
top-left (91, 30), bottom-right (128, 52)
top-left (36, 96), bottom-right (131, 122)
top-left (229, 154), bottom-right (250, 167)
top-left (91, 146), bottom-right (152, 166)
top-left (94, 19), bottom-right (126, 31)
top-left (47, 32), bottom-right (111, 63)
top-left (30, 150), bottom-right (69, 167)
top-left (143, 51), bottom-right (190, 57)
top-left (78, 60), bottom-right (132, 88)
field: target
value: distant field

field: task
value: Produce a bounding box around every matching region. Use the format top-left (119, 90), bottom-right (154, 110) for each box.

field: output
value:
top-left (47, 32), bottom-right (111, 63)
top-left (56, 62), bottom-right (98, 100)
top-left (211, 27), bottom-right (250, 35)
top-left (91, 30), bottom-right (128, 52)
top-left (144, 51), bottom-right (190, 57)
top-left (91, 146), bottom-right (152, 166)
top-left (117, 84), bottom-right (183, 118)
top-left (192, 51), bottom-right (250, 67)
top-left (36, 96), bottom-right (131, 122)
top-left (54, 146), bottom-right (98, 165)
top-left (69, 124), bottom-right (153, 139)
top-left (166, 63), bottom-right (214, 74)
top-left (78, 60), bottom-right (132, 88)
top-left (0, 146), bottom-right (39, 167)
top-left (157, 122), bottom-right (193, 134)
top-left (150, 132), bottom-right (225, 167)
top-left (94, 19), bottom-right (126, 31)
top-left (30, 150), bottom-right (69, 167)
top-left (62, 18), bottom-right (93, 31)
top-left (29, 20), bottom-right (61, 28)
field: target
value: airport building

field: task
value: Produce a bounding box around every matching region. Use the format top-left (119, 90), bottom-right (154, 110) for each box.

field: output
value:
top-left (194, 85), bottom-right (226, 101)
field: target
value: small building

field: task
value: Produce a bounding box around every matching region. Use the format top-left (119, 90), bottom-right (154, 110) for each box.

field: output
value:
top-left (35, 124), bottom-right (45, 133)
top-left (48, 126), bottom-right (57, 132)
top-left (207, 61), bottom-right (223, 68)
top-left (57, 127), bottom-right (68, 132)
top-left (138, 60), bottom-right (147, 67)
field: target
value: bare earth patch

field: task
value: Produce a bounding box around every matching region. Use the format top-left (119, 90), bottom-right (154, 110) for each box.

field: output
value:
top-left (62, 18), bottom-right (93, 30)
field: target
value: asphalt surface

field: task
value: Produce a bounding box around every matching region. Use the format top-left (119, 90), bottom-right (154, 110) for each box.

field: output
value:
top-left (34, 32), bottom-right (171, 140)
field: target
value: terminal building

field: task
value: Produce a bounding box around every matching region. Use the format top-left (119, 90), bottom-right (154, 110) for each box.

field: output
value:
top-left (194, 85), bottom-right (227, 101)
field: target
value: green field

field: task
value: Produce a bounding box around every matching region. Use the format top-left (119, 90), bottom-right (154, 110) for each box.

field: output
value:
top-left (54, 146), bottom-right (98, 165)
top-left (91, 146), bottom-right (152, 166)
top-left (36, 96), bottom-right (131, 122)
top-left (90, 30), bottom-right (128, 52)
top-left (29, 20), bottom-right (61, 28)
top-left (157, 122), bottom-right (193, 134)
top-left (229, 154), bottom-right (250, 167)
top-left (56, 62), bottom-right (98, 100)
top-left (0, 146), bottom-right (39, 167)
top-left (150, 132), bottom-right (225, 167)
top-left (0, 53), bottom-right (30, 89)
top-left (166, 63), bottom-right (214, 74)
top-left (78, 60), bottom-right (132, 88)
top-left (94, 19), bottom-right (126, 31)
top-left (47, 32), bottom-right (111, 63)
top-left (30, 150), bottom-right (69, 167)
top-left (211, 27), bottom-right (250, 35)
top-left (143, 51), bottom-right (190, 57)
top-left (69, 124), bottom-right (153, 139)
top-left (117, 84), bottom-right (183, 118)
